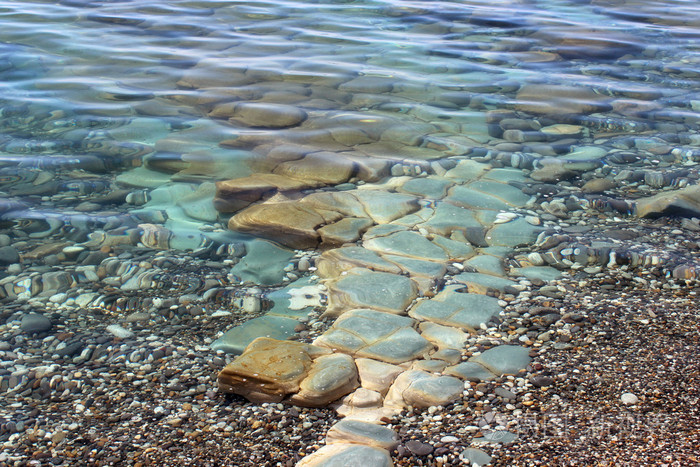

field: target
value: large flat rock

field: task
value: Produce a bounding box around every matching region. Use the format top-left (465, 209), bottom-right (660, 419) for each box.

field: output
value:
top-left (409, 285), bottom-right (502, 332)
top-left (325, 268), bottom-right (418, 317)
top-left (315, 309), bottom-right (432, 364)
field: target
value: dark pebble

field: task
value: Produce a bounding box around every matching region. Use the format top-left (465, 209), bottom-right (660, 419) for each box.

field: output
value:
top-left (405, 439), bottom-right (433, 456)
top-left (20, 313), bottom-right (53, 334)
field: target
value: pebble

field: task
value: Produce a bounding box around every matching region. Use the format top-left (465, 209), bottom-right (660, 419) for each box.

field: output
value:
top-left (105, 324), bottom-right (135, 339)
top-left (20, 313), bottom-right (53, 334)
top-left (620, 392), bottom-right (639, 405)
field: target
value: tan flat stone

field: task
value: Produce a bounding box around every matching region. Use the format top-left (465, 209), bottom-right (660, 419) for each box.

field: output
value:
top-left (273, 151), bottom-right (354, 184)
top-left (214, 173), bottom-right (316, 213)
top-left (217, 337), bottom-right (331, 403)
top-left (228, 201), bottom-right (325, 249)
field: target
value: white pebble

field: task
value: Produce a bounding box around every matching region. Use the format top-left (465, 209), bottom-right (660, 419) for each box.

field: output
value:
top-left (620, 392), bottom-right (639, 405)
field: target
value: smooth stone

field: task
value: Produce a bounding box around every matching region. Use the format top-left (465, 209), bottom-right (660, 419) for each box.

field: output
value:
top-left (223, 102), bottom-right (307, 128)
top-left (635, 185), bottom-right (700, 218)
top-left (230, 239), bottom-right (294, 285)
top-left (0, 246), bottom-right (19, 265)
top-left (296, 444), bottom-right (392, 467)
top-left (581, 178), bottom-right (616, 194)
top-left (289, 353), bottom-right (359, 407)
top-left (354, 358), bottom-right (404, 395)
top-left (315, 309), bottom-right (432, 364)
top-left (353, 190), bottom-right (420, 224)
top-left (453, 272), bottom-right (516, 294)
top-left (105, 324), bottom-right (134, 339)
top-left (266, 277), bottom-right (322, 320)
top-left (515, 84), bottom-right (610, 115)
top-left (405, 440), bottom-right (433, 456)
top-left (218, 337), bottom-right (331, 403)
top-left (325, 420), bottom-right (399, 450)
top-left (20, 313), bottom-right (52, 334)
top-left (382, 255), bottom-right (447, 281)
top-left (463, 255), bottom-right (506, 277)
top-left (621, 392), bottom-right (639, 405)
top-left (444, 362), bottom-right (497, 382)
top-left (418, 322), bottom-right (468, 350)
top-left (430, 235), bottom-right (475, 261)
top-left (486, 218), bottom-right (544, 248)
top-left (318, 217), bottom-right (374, 247)
top-left (460, 447), bottom-right (493, 466)
top-left (469, 345), bottom-right (531, 375)
top-left (399, 177), bottom-right (453, 199)
top-left (228, 201), bottom-right (325, 249)
top-left (214, 173), bottom-right (314, 213)
top-left (316, 247), bottom-right (403, 278)
top-left (446, 186), bottom-right (514, 211)
top-left (384, 370), bottom-right (463, 409)
top-left (273, 152), bottom-right (355, 185)
top-left (419, 202), bottom-right (485, 245)
top-left (408, 285), bottom-right (502, 332)
top-left (364, 231), bottom-right (448, 262)
top-left (472, 430), bottom-right (518, 445)
top-left (210, 315), bottom-right (301, 355)
top-left (325, 269), bottom-right (418, 317)
top-left (512, 266), bottom-right (563, 282)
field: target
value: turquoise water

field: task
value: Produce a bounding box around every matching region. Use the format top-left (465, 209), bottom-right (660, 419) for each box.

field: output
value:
top-left (0, 0), bottom-right (698, 261)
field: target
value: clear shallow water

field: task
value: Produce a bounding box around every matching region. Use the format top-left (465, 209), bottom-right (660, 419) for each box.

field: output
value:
top-left (0, 0), bottom-right (698, 249)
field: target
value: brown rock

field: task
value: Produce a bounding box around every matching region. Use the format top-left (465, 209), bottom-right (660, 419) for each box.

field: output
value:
top-left (228, 201), bottom-right (325, 249)
top-left (218, 102), bottom-right (307, 128)
top-left (635, 185), bottom-right (700, 218)
top-left (515, 84), bottom-right (611, 115)
top-left (581, 178), bottom-right (616, 194)
top-left (214, 174), bottom-right (318, 213)
top-left (217, 337), bottom-right (331, 403)
top-left (273, 152), bottom-right (355, 184)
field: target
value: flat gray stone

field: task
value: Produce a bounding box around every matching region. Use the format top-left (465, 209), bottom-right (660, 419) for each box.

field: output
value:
top-left (420, 202), bottom-right (484, 238)
top-left (400, 177), bottom-right (453, 199)
top-left (486, 218), bottom-right (544, 248)
top-left (460, 447), bottom-right (493, 466)
top-left (211, 315), bottom-right (300, 355)
top-left (230, 239), bottom-right (294, 286)
top-left (469, 345), bottom-right (531, 375)
top-left (409, 285), bottom-right (502, 332)
top-left (297, 444), bottom-right (392, 467)
top-left (454, 272), bottom-right (516, 294)
top-left (512, 266), bottom-right (563, 282)
top-left (317, 246), bottom-right (403, 277)
top-left (354, 190), bottom-right (419, 224)
top-left (364, 231), bottom-right (448, 261)
top-left (419, 322), bottom-right (468, 349)
top-left (463, 255), bottom-right (506, 277)
top-left (444, 362), bottom-right (497, 382)
top-left (383, 255), bottom-right (447, 279)
top-left (385, 370), bottom-right (463, 408)
top-left (446, 186), bottom-right (513, 211)
top-left (430, 235), bottom-right (475, 261)
top-left (326, 268), bottom-right (417, 316)
top-left (316, 309), bottom-right (432, 364)
top-left (326, 420), bottom-right (399, 450)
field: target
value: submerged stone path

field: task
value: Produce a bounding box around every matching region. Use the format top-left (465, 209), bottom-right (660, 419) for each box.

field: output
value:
top-left (210, 161), bottom-right (550, 465)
